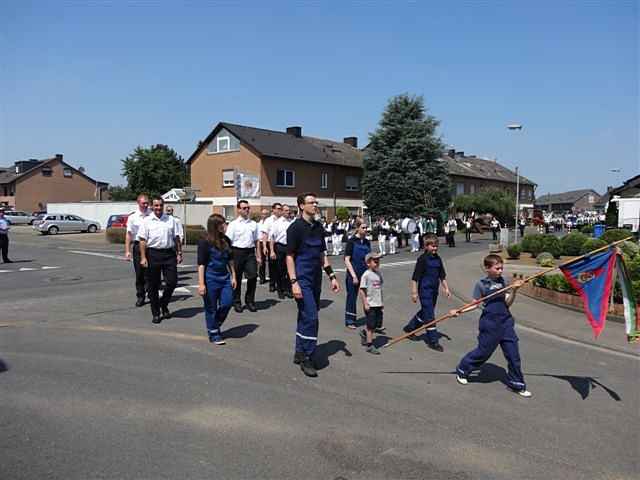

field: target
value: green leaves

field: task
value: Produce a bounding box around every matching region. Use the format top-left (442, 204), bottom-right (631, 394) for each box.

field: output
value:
top-left (453, 190), bottom-right (516, 225)
top-left (121, 144), bottom-right (187, 198)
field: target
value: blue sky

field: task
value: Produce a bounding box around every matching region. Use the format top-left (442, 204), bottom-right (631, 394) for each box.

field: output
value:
top-left (1, 1), bottom-right (637, 196)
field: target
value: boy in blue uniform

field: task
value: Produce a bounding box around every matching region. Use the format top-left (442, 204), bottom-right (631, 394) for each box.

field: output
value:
top-left (455, 254), bottom-right (531, 397)
top-left (344, 220), bottom-right (371, 329)
top-left (402, 233), bottom-right (451, 351)
top-left (287, 192), bottom-right (341, 377)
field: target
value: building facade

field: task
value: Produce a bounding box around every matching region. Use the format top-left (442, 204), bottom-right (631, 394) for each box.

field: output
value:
top-left (535, 189), bottom-right (603, 213)
top-left (0, 155), bottom-right (109, 212)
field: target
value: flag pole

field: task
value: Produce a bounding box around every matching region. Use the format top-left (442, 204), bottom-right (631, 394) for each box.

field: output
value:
top-left (384, 236), bottom-right (634, 349)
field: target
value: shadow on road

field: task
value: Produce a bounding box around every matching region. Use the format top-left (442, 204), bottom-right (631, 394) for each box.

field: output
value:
top-left (0, 358), bottom-right (8, 374)
top-left (4, 259), bottom-right (34, 264)
top-left (319, 299), bottom-right (333, 309)
top-left (528, 373), bottom-right (621, 401)
top-left (171, 306), bottom-right (203, 319)
top-left (223, 323), bottom-right (259, 339)
top-left (314, 340), bottom-right (352, 370)
top-left (255, 299), bottom-right (278, 311)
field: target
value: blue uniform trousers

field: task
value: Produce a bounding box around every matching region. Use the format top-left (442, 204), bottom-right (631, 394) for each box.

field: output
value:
top-left (295, 275), bottom-right (321, 356)
top-left (203, 275), bottom-right (233, 338)
top-left (344, 273), bottom-right (361, 326)
top-left (404, 289), bottom-right (439, 344)
top-left (457, 315), bottom-right (526, 391)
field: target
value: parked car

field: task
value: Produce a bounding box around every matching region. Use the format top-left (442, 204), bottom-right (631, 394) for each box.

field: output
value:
top-left (4, 210), bottom-right (36, 225)
top-left (31, 212), bottom-right (47, 226)
top-left (106, 213), bottom-right (131, 229)
top-left (34, 214), bottom-right (101, 235)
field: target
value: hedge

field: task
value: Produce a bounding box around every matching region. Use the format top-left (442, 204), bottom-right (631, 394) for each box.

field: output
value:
top-left (506, 244), bottom-right (521, 259)
top-left (601, 228), bottom-right (633, 244)
top-left (536, 252), bottom-right (555, 267)
top-left (579, 238), bottom-right (607, 255)
top-left (105, 225), bottom-right (206, 245)
top-left (520, 234), bottom-right (545, 258)
top-left (542, 235), bottom-right (562, 259)
top-left (534, 274), bottom-right (576, 295)
top-left (560, 232), bottom-right (588, 256)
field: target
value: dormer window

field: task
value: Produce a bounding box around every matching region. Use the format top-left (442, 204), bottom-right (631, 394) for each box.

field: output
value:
top-left (42, 166), bottom-right (53, 177)
top-left (217, 136), bottom-right (230, 152)
top-left (63, 168), bottom-right (73, 177)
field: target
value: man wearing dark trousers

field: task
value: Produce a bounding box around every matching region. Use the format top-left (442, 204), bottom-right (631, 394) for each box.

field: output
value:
top-left (257, 208), bottom-right (270, 284)
top-left (125, 194), bottom-right (150, 306)
top-left (259, 203), bottom-right (282, 292)
top-left (138, 197), bottom-right (182, 324)
top-left (269, 204), bottom-right (293, 299)
top-left (226, 200), bottom-right (262, 313)
top-left (0, 209), bottom-right (12, 263)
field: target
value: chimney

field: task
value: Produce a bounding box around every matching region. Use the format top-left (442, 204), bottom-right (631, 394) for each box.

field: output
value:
top-left (286, 126), bottom-right (302, 138)
top-left (55, 154), bottom-right (63, 161)
top-left (447, 148), bottom-right (456, 158)
top-left (343, 137), bottom-right (358, 148)
top-left (455, 151), bottom-right (464, 158)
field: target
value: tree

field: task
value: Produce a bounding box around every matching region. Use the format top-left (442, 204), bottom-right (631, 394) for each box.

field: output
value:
top-left (362, 94), bottom-right (450, 218)
top-left (107, 185), bottom-right (136, 201)
top-left (453, 189), bottom-right (516, 225)
top-left (121, 144), bottom-right (188, 198)
top-left (336, 206), bottom-right (350, 221)
top-left (605, 200), bottom-right (618, 228)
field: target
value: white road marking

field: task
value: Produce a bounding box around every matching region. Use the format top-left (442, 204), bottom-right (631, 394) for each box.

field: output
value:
top-left (0, 270), bottom-right (11, 273)
top-left (173, 287), bottom-right (191, 294)
top-left (41, 266), bottom-right (61, 270)
top-left (68, 250), bottom-right (127, 261)
top-left (19, 267), bottom-right (36, 271)
top-left (178, 264), bottom-right (195, 268)
top-left (0, 266), bottom-right (62, 274)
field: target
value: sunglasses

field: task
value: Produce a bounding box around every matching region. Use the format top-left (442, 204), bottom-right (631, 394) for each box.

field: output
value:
top-left (240, 206), bottom-right (250, 210)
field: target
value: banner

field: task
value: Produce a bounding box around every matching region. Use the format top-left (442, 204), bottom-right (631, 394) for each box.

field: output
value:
top-left (615, 254), bottom-right (640, 342)
top-left (235, 171), bottom-right (260, 199)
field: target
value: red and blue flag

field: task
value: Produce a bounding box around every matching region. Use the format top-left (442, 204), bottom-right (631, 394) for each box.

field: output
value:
top-left (560, 248), bottom-right (617, 338)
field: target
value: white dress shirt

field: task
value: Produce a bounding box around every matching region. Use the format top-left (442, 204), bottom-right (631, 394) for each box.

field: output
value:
top-left (269, 216), bottom-right (291, 245)
top-left (138, 213), bottom-right (180, 249)
top-left (226, 216), bottom-right (259, 248)
top-left (259, 215), bottom-right (276, 242)
top-left (172, 216), bottom-right (184, 242)
top-left (127, 208), bottom-right (150, 240)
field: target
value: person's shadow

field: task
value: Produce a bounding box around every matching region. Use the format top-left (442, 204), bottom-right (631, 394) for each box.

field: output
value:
top-left (319, 299), bottom-right (333, 309)
top-left (223, 323), bottom-right (259, 339)
top-left (171, 306), bottom-right (203, 319)
top-left (0, 358), bottom-right (8, 373)
top-left (314, 340), bottom-right (352, 370)
top-left (254, 299), bottom-right (278, 311)
top-left (528, 373), bottom-right (621, 401)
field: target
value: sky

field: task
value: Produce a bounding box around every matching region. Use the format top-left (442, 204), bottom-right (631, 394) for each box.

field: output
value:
top-left (1, 1), bottom-right (638, 197)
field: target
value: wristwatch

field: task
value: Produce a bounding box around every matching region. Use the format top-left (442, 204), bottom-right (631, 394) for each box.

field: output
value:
top-left (290, 278), bottom-right (298, 285)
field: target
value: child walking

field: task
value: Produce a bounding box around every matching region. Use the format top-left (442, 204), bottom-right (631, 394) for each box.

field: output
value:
top-left (402, 234), bottom-right (451, 351)
top-left (359, 252), bottom-right (384, 355)
top-left (454, 254), bottom-right (531, 397)
top-left (197, 214), bottom-right (237, 345)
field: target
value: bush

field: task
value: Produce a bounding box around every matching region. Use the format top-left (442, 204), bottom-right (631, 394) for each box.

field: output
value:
top-left (561, 232), bottom-right (588, 256)
top-left (521, 234), bottom-right (545, 257)
top-left (601, 228), bottom-right (633, 245)
top-left (106, 227), bottom-right (126, 244)
top-left (619, 241), bottom-right (640, 262)
top-left (580, 224), bottom-right (594, 235)
top-left (542, 235), bottom-right (562, 258)
top-left (184, 225), bottom-right (206, 245)
top-left (580, 238), bottom-right (607, 255)
top-left (506, 244), bottom-right (521, 259)
top-left (335, 206), bottom-right (350, 221)
top-left (535, 273), bottom-right (576, 294)
top-left (536, 252), bottom-right (555, 267)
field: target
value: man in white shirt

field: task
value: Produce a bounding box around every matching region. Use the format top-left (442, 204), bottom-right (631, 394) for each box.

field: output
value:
top-left (0, 208), bottom-right (12, 263)
top-left (259, 203), bottom-right (282, 290)
top-left (138, 196), bottom-right (182, 324)
top-left (226, 199), bottom-right (262, 312)
top-left (125, 194), bottom-right (150, 306)
top-left (269, 204), bottom-right (293, 299)
top-left (490, 217), bottom-right (500, 241)
top-left (165, 206), bottom-right (184, 244)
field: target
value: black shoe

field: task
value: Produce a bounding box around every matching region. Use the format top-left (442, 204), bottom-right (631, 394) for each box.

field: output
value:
top-left (428, 342), bottom-right (444, 352)
top-left (359, 329), bottom-right (367, 346)
top-left (3, 259), bottom-right (13, 264)
top-left (278, 292), bottom-right (286, 300)
top-left (293, 352), bottom-right (305, 365)
top-left (300, 358), bottom-right (318, 377)
top-left (233, 304), bottom-right (243, 313)
top-left (269, 286), bottom-right (276, 293)
top-left (161, 307), bottom-right (171, 319)
top-left (135, 298), bottom-right (145, 307)
top-left (152, 315), bottom-right (162, 324)
top-left (246, 303), bottom-right (257, 312)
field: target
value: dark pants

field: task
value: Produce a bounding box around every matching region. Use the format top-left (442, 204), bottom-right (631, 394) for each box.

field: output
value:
top-left (145, 248), bottom-right (178, 317)
top-left (132, 242), bottom-right (147, 300)
top-left (0, 234), bottom-right (8, 262)
top-left (446, 232), bottom-right (456, 247)
top-left (259, 243), bottom-right (268, 283)
top-left (465, 229), bottom-right (471, 242)
top-left (232, 247), bottom-right (257, 305)
top-left (274, 244), bottom-right (291, 295)
top-left (492, 228), bottom-right (498, 241)
top-left (519, 226), bottom-right (525, 238)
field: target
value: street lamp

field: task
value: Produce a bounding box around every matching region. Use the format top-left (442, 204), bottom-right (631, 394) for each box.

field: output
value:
top-left (507, 124), bottom-right (523, 243)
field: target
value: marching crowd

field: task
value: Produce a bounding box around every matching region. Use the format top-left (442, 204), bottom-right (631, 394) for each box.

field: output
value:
top-left (124, 193), bottom-right (531, 396)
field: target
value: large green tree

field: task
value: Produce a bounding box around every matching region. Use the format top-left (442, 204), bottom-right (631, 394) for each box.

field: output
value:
top-left (362, 94), bottom-right (450, 217)
top-left (121, 144), bottom-right (188, 198)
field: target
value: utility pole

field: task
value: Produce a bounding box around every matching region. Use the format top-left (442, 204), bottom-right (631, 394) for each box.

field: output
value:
top-left (515, 166), bottom-right (520, 243)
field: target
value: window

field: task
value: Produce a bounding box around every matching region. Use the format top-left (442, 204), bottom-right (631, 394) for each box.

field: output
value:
top-left (321, 172), bottom-right (328, 190)
top-left (223, 206), bottom-right (235, 220)
top-left (469, 184), bottom-right (476, 194)
top-left (45, 215), bottom-right (57, 221)
top-left (207, 129), bottom-right (240, 154)
top-left (42, 167), bottom-right (52, 177)
top-left (222, 170), bottom-right (235, 187)
top-left (345, 175), bottom-right (360, 192)
top-left (456, 183), bottom-right (465, 195)
top-left (217, 136), bottom-right (230, 152)
top-left (588, 195), bottom-right (595, 204)
top-left (276, 169), bottom-right (295, 188)
top-left (63, 168), bottom-right (73, 177)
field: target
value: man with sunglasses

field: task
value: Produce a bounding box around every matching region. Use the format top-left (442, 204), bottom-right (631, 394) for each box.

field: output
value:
top-left (286, 193), bottom-right (340, 377)
top-left (226, 200), bottom-right (262, 312)
top-left (125, 194), bottom-right (150, 307)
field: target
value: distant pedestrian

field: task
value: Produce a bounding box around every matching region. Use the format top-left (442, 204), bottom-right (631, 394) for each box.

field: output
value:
top-left (402, 234), bottom-right (451, 352)
top-left (226, 200), bottom-right (262, 313)
top-left (358, 252), bottom-right (384, 355)
top-left (138, 197), bottom-right (182, 324)
top-left (260, 203), bottom-right (282, 292)
top-left (446, 218), bottom-right (457, 247)
top-left (286, 192), bottom-right (341, 377)
top-left (344, 220), bottom-right (371, 329)
top-left (388, 219), bottom-right (398, 255)
top-left (465, 217), bottom-right (472, 242)
top-left (270, 204), bottom-right (293, 299)
top-left (490, 217), bottom-right (500, 241)
top-left (165, 206), bottom-right (184, 244)
top-left (0, 208), bottom-right (12, 263)
top-left (197, 214), bottom-right (237, 345)
top-left (257, 208), bottom-right (271, 285)
top-left (125, 194), bottom-right (150, 306)
top-left (454, 254), bottom-right (531, 397)
top-left (518, 217), bottom-right (526, 238)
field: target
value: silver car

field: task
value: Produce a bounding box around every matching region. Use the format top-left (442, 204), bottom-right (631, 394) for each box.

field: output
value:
top-left (4, 210), bottom-right (36, 225)
top-left (35, 214), bottom-right (101, 235)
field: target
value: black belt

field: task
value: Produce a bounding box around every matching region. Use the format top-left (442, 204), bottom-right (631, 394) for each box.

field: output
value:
top-left (276, 242), bottom-right (287, 247)
top-left (148, 247), bottom-right (174, 252)
top-left (232, 247), bottom-right (255, 251)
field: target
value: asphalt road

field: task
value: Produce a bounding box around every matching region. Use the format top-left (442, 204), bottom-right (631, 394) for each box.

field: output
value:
top-left (1, 228), bottom-right (638, 480)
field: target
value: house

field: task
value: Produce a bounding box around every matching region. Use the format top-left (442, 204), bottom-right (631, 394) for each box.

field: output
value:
top-left (534, 189), bottom-right (603, 213)
top-left (443, 149), bottom-right (537, 211)
top-left (187, 123), bottom-right (364, 219)
top-left (0, 154), bottom-right (109, 212)
top-left (162, 188), bottom-right (195, 202)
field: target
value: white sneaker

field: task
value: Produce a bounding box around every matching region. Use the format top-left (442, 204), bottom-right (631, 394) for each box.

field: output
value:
top-left (456, 375), bottom-right (468, 385)
top-left (517, 389), bottom-right (532, 398)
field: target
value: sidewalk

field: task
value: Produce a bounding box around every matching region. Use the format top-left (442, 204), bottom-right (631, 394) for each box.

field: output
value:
top-left (445, 246), bottom-right (640, 357)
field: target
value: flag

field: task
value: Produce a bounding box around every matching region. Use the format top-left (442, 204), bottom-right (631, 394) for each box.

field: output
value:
top-left (560, 248), bottom-right (617, 338)
top-left (615, 254), bottom-right (640, 343)
top-left (235, 171), bottom-right (260, 199)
